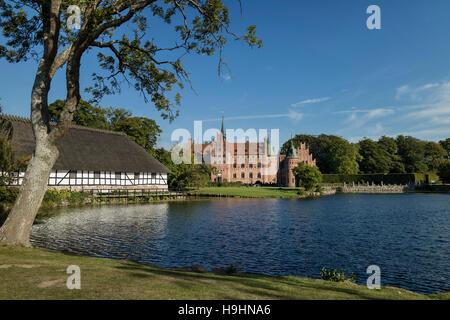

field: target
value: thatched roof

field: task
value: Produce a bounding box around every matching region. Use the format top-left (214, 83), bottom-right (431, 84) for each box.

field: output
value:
top-left (0, 114), bottom-right (170, 173)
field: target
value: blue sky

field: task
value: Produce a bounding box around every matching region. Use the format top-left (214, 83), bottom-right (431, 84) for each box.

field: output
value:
top-left (1, 0), bottom-right (450, 149)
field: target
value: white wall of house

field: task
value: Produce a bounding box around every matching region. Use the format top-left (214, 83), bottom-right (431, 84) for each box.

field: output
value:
top-left (6, 170), bottom-right (168, 187)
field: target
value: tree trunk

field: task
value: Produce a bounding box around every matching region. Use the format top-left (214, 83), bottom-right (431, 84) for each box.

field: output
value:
top-left (0, 137), bottom-right (59, 246)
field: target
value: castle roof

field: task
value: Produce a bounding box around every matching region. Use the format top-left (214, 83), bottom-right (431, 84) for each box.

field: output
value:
top-left (285, 139), bottom-right (298, 159)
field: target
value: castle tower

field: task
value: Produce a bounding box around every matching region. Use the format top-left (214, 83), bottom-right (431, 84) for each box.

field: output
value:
top-left (284, 139), bottom-right (299, 187)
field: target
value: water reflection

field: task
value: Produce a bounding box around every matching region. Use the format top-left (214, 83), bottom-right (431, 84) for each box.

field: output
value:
top-left (31, 194), bottom-right (450, 294)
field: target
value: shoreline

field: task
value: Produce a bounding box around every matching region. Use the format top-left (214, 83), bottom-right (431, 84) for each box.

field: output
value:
top-left (1, 245), bottom-right (448, 300)
top-left (2, 186), bottom-right (448, 224)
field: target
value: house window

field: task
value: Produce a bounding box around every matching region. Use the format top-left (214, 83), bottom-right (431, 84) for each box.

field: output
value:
top-left (134, 172), bottom-right (140, 179)
top-left (94, 171), bottom-right (100, 179)
top-left (151, 173), bottom-right (156, 179)
top-left (233, 163), bottom-right (237, 168)
top-left (257, 162), bottom-right (261, 168)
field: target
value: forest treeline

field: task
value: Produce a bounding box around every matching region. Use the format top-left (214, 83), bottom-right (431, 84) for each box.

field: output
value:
top-left (282, 134), bottom-right (450, 176)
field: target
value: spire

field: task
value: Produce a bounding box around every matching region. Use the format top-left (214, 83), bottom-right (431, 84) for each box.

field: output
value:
top-left (267, 134), bottom-right (272, 156)
top-left (220, 115), bottom-right (226, 139)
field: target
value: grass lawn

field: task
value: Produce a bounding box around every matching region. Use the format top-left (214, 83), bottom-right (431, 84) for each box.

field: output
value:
top-left (187, 187), bottom-right (306, 198)
top-left (1, 246), bottom-right (448, 300)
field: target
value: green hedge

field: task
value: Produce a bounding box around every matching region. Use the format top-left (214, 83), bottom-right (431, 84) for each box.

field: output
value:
top-left (322, 173), bottom-right (440, 185)
top-left (0, 187), bottom-right (90, 206)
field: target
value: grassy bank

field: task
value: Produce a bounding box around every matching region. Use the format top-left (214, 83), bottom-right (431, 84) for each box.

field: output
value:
top-left (187, 186), bottom-right (310, 198)
top-left (1, 246), bottom-right (448, 300)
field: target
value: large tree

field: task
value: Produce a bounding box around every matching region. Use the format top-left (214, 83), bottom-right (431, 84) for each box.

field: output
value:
top-left (395, 135), bottom-right (428, 173)
top-left (357, 138), bottom-right (391, 174)
top-left (0, 0), bottom-right (261, 246)
top-left (423, 141), bottom-right (447, 172)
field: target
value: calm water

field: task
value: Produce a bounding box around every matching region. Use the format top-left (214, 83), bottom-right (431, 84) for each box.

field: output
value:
top-left (31, 194), bottom-right (450, 294)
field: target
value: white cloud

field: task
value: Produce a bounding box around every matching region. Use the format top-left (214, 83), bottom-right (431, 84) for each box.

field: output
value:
top-left (399, 82), bottom-right (450, 121)
top-left (291, 97), bottom-right (330, 107)
top-left (202, 111), bottom-right (303, 122)
top-left (333, 81), bottom-right (450, 141)
top-left (396, 82), bottom-right (442, 101)
top-left (338, 108), bottom-right (395, 127)
top-left (366, 108), bottom-right (395, 119)
top-left (288, 109), bottom-right (303, 121)
top-left (396, 85), bottom-right (410, 100)
top-left (367, 123), bottom-right (384, 135)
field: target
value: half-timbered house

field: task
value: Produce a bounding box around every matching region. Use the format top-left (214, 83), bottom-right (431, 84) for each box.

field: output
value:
top-left (0, 114), bottom-right (169, 191)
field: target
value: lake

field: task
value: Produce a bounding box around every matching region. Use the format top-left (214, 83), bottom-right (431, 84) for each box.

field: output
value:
top-left (30, 193), bottom-right (450, 294)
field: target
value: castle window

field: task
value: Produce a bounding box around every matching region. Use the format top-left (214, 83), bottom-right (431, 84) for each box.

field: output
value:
top-left (249, 173), bottom-right (253, 179)
top-left (249, 164), bottom-right (253, 168)
top-left (258, 172), bottom-right (261, 178)
top-left (233, 173), bottom-right (236, 179)
top-left (233, 163), bottom-right (237, 168)
top-left (257, 162), bottom-right (261, 168)
top-left (241, 172), bottom-right (245, 178)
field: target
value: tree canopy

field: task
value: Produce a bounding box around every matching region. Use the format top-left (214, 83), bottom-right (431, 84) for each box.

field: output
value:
top-left (0, 0), bottom-right (262, 121)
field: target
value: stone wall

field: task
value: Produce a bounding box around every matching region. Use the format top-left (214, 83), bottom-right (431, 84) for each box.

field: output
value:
top-left (322, 183), bottom-right (414, 194)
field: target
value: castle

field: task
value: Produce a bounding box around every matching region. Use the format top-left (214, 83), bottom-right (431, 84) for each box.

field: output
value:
top-left (190, 117), bottom-right (316, 187)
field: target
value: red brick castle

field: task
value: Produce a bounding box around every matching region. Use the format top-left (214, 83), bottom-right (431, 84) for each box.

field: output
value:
top-left (190, 117), bottom-right (316, 187)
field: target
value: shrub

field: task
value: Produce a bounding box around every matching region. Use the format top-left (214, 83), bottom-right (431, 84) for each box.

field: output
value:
top-left (42, 190), bottom-right (90, 205)
top-left (292, 163), bottom-right (322, 191)
top-left (68, 191), bottom-right (89, 204)
top-left (0, 186), bottom-right (19, 203)
top-left (321, 267), bottom-right (356, 283)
